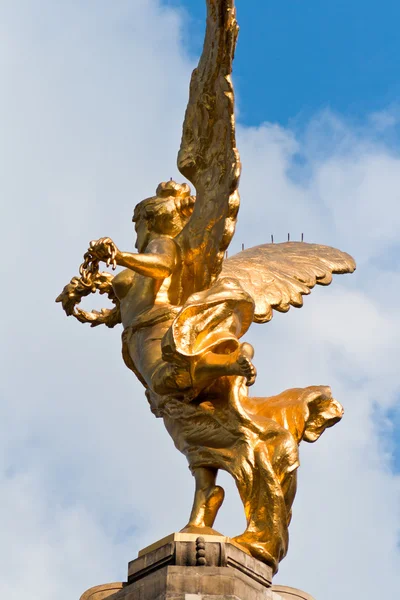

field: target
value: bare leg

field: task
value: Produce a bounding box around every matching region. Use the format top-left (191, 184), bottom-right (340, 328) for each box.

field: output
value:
top-left (181, 467), bottom-right (225, 532)
top-left (128, 324), bottom-right (257, 398)
top-left (193, 342), bottom-right (257, 389)
top-left (151, 342), bottom-right (256, 397)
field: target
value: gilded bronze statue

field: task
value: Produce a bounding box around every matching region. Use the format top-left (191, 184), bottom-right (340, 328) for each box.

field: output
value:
top-left (57, 0), bottom-right (355, 575)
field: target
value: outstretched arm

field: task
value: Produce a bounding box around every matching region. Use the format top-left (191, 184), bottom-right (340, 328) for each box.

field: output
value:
top-left (116, 251), bottom-right (173, 279)
top-left (89, 237), bottom-right (176, 279)
top-left (176, 0), bottom-right (241, 297)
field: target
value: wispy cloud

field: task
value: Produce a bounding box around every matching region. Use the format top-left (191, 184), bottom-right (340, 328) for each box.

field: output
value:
top-left (1, 2), bottom-right (399, 600)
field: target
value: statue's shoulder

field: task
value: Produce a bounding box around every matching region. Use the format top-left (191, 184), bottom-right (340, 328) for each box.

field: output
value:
top-left (147, 236), bottom-right (178, 255)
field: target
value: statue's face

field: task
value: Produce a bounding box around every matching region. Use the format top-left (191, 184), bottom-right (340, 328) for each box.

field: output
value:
top-left (133, 197), bottom-right (184, 252)
top-left (134, 216), bottom-right (151, 252)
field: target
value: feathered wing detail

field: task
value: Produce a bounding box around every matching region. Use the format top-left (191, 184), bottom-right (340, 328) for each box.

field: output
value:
top-left (175, 0), bottom-right (241, 302)
top-left (220, 242), bottom-right (356, 323)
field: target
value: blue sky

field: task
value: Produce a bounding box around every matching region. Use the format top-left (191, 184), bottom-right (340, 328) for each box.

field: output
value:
top-left (1, 2), bottom-right (400, 599)
top-left (167, 0), bottom-right (400, 126)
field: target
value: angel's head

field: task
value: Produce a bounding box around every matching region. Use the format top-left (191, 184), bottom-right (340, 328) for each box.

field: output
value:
top-left (132, 180), bottom-right (195, 251)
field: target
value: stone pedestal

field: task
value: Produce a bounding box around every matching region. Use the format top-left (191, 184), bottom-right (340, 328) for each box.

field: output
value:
top-left (271, 586), bottom-right (315, 600)
top-left (80, 534), bottom-right (314, 600)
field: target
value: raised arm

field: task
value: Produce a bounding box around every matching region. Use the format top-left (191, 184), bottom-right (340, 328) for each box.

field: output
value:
top-left (89, 237), bottom-right (176, 280)
top-left (176, 0), bottom-right (241, 299)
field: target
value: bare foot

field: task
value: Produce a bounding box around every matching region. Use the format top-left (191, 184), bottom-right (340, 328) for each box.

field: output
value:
top-left (192, 342), bottom-right (257, 389)
top-left (179, 524), bottom-right (223, 536)
top-left (236, 343), bottom-right (257, 386)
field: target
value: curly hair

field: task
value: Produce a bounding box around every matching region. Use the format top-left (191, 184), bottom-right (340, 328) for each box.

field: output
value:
top-left (132, 181), bottom-right (196, 237)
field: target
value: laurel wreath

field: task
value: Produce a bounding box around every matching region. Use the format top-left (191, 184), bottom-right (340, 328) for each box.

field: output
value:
top-left (56, 250), bottom-right (121, 328)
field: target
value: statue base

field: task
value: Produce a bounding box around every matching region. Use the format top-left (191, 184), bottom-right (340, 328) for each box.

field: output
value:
top-left (79, 533), bottom-right (315, 600)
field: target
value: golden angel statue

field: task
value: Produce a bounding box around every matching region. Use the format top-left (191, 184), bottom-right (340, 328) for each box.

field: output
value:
top-left (57, 0), bottom-right (355, 575)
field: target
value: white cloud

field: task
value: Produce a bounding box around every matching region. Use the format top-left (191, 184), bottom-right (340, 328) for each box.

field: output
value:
top-left (1, 1), bottom-right (399, 600)
top-left (237, 114), bottom-right (400, 596)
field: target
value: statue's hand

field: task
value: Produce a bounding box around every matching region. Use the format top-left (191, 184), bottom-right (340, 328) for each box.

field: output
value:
top-left (89, 237), bottom-right (119, 269)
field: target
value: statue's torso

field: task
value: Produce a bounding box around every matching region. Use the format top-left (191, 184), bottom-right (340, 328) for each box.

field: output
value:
top-left (112, 237), bottom-right (181, 328)
top-left (113, 268), bottom-right (173, 329)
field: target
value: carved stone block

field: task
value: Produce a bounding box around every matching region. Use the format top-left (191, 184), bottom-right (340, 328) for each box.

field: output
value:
top-left (79, 534), bottom-right (314, 600)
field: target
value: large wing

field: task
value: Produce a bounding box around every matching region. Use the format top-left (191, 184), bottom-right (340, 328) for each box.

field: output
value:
top-left (175, 0), bottom-right (241, 301)
top-left (220, 242), bottom-right (356, 323)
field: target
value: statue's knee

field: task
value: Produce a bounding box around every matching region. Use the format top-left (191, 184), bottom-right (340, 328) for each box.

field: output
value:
top-left (151, 363), bottom-right (191, 395)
